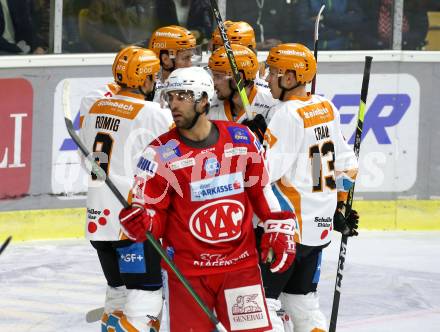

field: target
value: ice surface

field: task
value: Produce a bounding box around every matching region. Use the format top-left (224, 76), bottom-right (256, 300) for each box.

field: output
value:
top-left (1, 231), bottom-right (439, 331)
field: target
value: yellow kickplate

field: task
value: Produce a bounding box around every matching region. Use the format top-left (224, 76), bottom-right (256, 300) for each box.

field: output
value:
top-left (0, 208), bottom-right (85, 241)
top-left (353, 200), bottom-right (440, 230)
top-left (0, 200), bottom-right (439, 241)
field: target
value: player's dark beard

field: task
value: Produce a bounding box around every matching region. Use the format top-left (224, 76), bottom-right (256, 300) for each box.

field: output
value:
top-left (172, 105), bottom-right (201, 130)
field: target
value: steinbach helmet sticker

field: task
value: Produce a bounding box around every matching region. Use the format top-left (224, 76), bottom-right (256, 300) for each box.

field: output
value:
top-left (154, 31), bottom-right (181, 39)
top-left (277, 49), bottom-right (306, 57)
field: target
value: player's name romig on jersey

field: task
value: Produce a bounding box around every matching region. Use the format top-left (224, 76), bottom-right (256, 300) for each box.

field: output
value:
top-left (95, 116), bottom-right (120, 132)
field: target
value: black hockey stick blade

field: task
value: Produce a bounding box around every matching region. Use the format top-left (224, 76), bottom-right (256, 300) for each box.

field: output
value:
top-left (0, 236), bottom-right (12, 256)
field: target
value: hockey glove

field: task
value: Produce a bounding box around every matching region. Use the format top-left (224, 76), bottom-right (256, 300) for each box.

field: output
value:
top-left (260, 211), bottom-right (297, 273)
top-left (241, 114), bottom-right (267, 144)
top-left (119, 206), bottom-right (157, 242)
top-left (333, 202), bottom-right (359, 237)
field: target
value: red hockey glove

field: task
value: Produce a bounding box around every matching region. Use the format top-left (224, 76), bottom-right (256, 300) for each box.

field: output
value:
top-left (119, 206), bottom-right (156, 242)
top-left (260, 211), bottom-right (297, 273)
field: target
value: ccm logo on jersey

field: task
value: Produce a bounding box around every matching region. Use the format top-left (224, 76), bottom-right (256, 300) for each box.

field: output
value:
top-left (227, 126), bottom-right (251, 144)
top-left (190, 172), bottom-right (244, 201)
top-left (189, 199), bottom-right (244, 243)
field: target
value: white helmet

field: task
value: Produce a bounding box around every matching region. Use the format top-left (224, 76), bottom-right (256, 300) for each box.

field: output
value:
top-left (164, 67), bottom-right (215, 103)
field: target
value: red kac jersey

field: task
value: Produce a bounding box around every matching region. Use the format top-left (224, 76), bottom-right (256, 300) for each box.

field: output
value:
top-left (131, 121), bottom-right (280, 276)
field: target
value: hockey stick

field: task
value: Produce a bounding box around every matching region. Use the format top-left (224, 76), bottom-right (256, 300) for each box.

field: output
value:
top-left (62, 81), bottom-right (227, 332)
top-left (0, 236), bottom-right (12, 256)
top-left (311, 4), bottom-right (325, 94)
top-left (209, 0), bottom-right (253, 120)
top-left (329, 56), bottom-right (373, 332)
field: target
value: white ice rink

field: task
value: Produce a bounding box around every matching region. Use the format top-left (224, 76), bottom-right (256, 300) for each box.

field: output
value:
top-left (1, 231), bottom-right (440, 332)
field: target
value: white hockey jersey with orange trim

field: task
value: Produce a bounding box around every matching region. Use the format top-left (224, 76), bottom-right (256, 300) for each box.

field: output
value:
top-left (208, 85), bottom-right (279, 124)
top-left (265, 95), bottom-right (358, 246)
top-left (79, 90), bottom-right (173, 240)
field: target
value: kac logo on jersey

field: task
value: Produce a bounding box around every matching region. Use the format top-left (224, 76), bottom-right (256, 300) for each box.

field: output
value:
top-left (190, 172), bottom-right (244, 201)
top-left (189, 199), bottom-right (244, 243)
top-left (228, 127), bottom-right (250, 144)
top-left (204, 157), bottom-right (220, 176)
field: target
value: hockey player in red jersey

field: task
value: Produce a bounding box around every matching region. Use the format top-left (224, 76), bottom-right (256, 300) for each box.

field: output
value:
top-left (208, 43), bottom-right (288, 330)
top-left (263, 43), bottom-right (359, 332)
top-left (119, 67), bottom-right (297, 331)
top-left (79, 48), bottom-right (173, 332)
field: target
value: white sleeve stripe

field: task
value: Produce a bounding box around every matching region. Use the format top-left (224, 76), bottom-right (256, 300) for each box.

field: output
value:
top-left (270, 252), bottom-right (288, 273)
top-left (119, 208), bottom-right (142, 223)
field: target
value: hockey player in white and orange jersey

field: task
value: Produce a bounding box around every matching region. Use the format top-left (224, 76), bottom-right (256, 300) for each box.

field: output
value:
top-left (208, 44), bottom-right (278, 143)
top-left (79, 48), bottom-right (173, 332)
top-left (263, 43), bottom-right (360, 332)
top-left (148, 25), bottom-right (200, 103)
top-left (118, 67), bottom-right (298, 332)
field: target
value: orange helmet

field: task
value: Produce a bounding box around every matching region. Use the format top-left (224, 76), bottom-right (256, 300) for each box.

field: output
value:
top-left (266, 43), bottom-right (317, 84)
top-left (114, 48), bottom-right (160, 88)
top-left (208, 44), bottom-right (258, 81)
top-left (212, 21), bottom-right (256, 50)
top-left (211, 20), bottom-right (233, 49)
top-left (112, 45), bottom-right (141, 83)
top-left (149, 25), bottom-right (196, 58)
